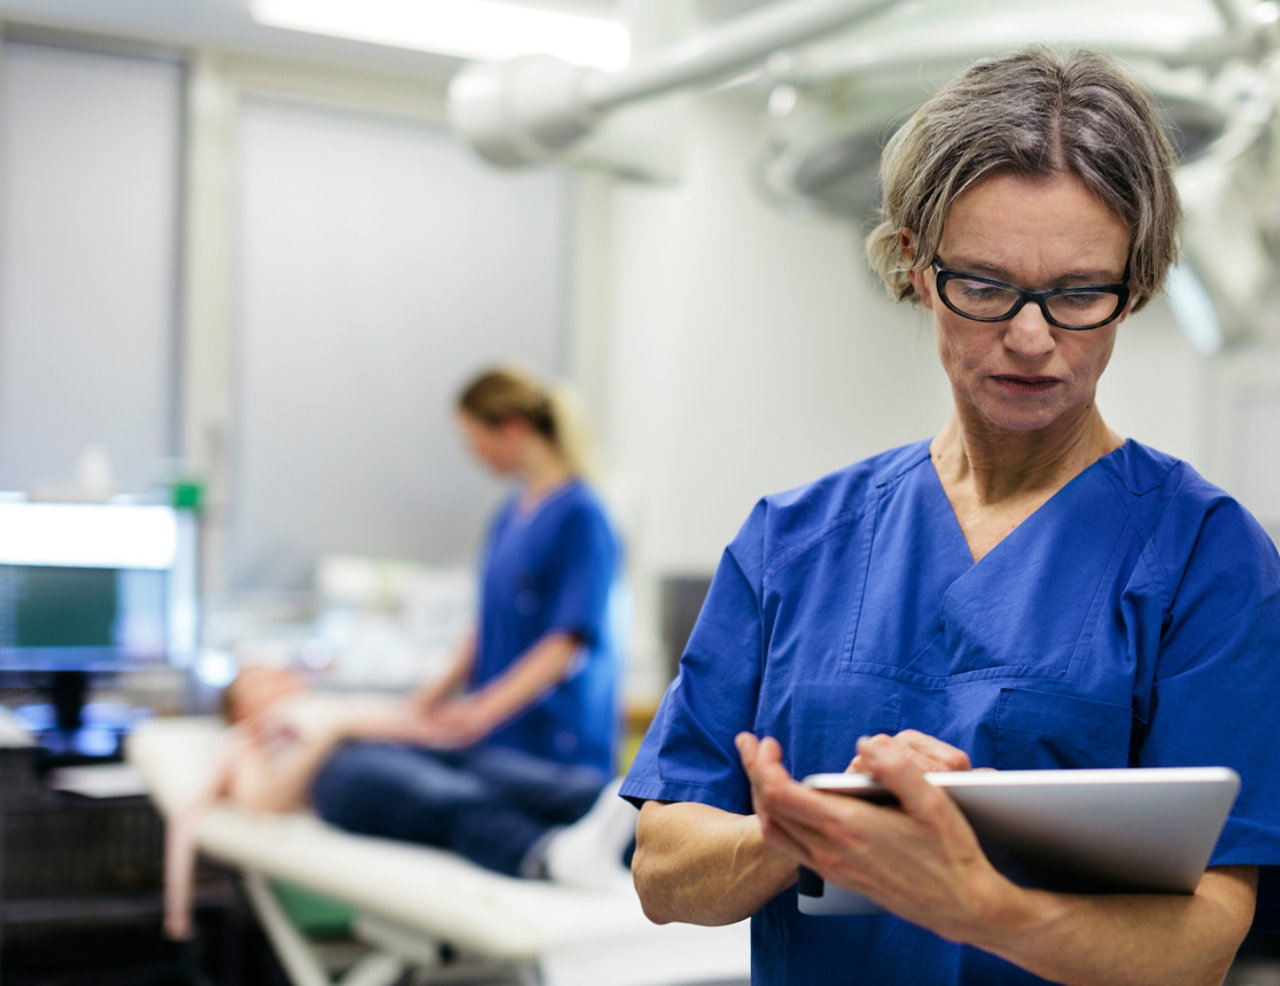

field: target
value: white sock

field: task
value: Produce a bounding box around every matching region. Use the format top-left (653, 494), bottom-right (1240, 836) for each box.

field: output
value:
top-left (542, 778), bottom-right (638, 891)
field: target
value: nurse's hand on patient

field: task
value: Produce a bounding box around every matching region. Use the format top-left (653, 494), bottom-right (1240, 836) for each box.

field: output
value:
top-left (737, 731), bottom-right (1009, 944)
top-left (408, 696), bottom-right (496, 748)
top-left (409, 678), bottom-right (456, 715)
top-left (845, 729), bottom-right (972, 774)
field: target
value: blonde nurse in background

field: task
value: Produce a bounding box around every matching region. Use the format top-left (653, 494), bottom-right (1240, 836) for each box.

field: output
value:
top-left (412, 366), bottom-right (622, 774)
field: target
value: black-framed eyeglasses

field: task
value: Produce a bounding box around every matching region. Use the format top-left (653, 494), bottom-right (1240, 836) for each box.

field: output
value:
top-left (931, 260), bottom-right (1130, 331)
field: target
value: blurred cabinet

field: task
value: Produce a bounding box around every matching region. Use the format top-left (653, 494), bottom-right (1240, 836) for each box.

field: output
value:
top-left (0, 746), bottom-right (165, 933)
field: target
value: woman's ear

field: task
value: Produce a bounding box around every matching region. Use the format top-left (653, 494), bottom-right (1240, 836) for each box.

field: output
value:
top-left (899, 228), bottom-right (931, 306)
top-left (1115, 291), bottom-right (1137, 326)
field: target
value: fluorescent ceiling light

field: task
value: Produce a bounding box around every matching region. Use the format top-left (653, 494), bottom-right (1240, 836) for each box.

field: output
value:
top-left (252, 0), bottom-right (630, 70)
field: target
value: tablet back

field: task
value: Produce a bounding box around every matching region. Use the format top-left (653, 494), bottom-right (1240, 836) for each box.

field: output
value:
top-left (796, 766), bottom-right (1240, 916)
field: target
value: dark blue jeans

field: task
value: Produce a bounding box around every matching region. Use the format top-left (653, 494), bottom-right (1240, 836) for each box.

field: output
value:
top-left (309, 741), bottom-right (607, 877)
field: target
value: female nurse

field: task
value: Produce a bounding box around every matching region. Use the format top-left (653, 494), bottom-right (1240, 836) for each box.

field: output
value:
top-left (622, 47), bottom-right (1280, 985)
top-left (412, 366), bottom-right (622, 775)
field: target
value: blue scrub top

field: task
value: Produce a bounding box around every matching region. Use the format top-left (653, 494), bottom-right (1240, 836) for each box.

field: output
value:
top-left (622, 439), bottom-right (1280, 986)
top-left (473, 478), bottom-right (620, 774)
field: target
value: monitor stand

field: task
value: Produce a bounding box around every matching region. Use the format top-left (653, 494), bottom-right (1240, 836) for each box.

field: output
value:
top-left (40, 670), bottom-right (125, 764)
top-left (50, 669), bottom-right (88, 733)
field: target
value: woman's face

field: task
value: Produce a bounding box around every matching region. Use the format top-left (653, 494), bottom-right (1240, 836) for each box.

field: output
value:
top-left (457, 411), bottom-right (522, 476)
top-left (910, 171), bottom-right (1132, 437)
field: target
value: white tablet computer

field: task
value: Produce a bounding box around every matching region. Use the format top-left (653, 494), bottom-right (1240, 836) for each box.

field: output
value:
top-left (797, 766), bottom-right (1240, 916)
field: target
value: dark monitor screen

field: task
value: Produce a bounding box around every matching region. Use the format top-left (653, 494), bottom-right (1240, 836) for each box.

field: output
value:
top-left (0, 564), bottom-right (172, 671)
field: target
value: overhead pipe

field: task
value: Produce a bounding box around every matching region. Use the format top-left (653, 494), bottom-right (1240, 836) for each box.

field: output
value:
top-left (446, 0), bottom-right (900, 167)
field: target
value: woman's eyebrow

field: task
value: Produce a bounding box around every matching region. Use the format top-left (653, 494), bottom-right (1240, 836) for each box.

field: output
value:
top-left (947, 259), bottom-right (1124, 285)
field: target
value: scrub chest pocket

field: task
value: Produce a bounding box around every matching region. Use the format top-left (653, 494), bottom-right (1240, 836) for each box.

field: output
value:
top-left (785, 676), bottom-right (1136, 778)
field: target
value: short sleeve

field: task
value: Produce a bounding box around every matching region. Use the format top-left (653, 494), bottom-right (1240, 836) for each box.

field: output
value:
top-left (1138, 499), bottom-right (1280, 928)
top-left (541, 501), bottom-right (618, 647)
top-left (622, 505), bottom-right (766, 815)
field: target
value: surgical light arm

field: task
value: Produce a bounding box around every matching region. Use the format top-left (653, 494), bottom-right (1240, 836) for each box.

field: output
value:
top-left (446, 0), bottom-right (900, 167)
top-left (449, 0), bottom-right (1279, 171)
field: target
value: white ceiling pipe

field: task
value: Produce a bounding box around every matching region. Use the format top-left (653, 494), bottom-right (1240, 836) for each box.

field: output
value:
top-left (579, 0), bottom-right (901, 109)
top-left (447, 0), bottom-right (900, 167)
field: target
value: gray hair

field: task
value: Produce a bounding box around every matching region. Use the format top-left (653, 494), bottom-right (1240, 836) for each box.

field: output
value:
top-left (865, 46), bottom-right (1180, 312)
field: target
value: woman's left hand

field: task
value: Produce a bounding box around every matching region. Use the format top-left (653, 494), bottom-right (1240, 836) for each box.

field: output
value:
top-left (845, 728), bottom-right (972, 774)
top-left (409, 696), bottom-right (497, 749)
top-left (737, 731), bottom-right (1009, 942)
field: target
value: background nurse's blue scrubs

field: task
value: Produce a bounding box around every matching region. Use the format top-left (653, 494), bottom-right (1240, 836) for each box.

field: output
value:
top-left (412, 365), bottom-right (622, 775)
top-left (473, 477), bottom-right (619, 771)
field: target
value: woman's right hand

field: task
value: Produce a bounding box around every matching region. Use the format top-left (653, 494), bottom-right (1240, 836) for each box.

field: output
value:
top-left (741, 732), bottom-right (1007, 943)
top-left (408, 680), bottom-right (454, 715)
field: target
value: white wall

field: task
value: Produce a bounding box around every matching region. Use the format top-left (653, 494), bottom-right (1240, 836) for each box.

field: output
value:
top-left (1097, 296), bottom-right (1208, 464)
top-left (175, 54), bottom-right (579, 603)
top-left (227, 95), bottom-right (574, 593)
top-left (593, 89), bottom-right (952, 699)
top-left (0, 40), bottom-right (182, 496)
top-left (611, 95), bottom-right (953, 570)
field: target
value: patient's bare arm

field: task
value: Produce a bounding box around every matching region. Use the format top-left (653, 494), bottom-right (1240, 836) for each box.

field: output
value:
top-left (230, 697), bottom-right (426, 814)
top-left (163, 738), bottom-right (242, 940)
top-left (165, 691), bottom-right (428, 940)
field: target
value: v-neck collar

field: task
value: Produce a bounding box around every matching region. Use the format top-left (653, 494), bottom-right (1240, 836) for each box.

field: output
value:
top-left (513, 477), bottom-right (577, 520)
top-left (924, 439), bottom-right (1131, 568)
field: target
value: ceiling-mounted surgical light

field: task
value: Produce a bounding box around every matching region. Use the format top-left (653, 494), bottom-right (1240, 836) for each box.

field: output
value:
top-left (748, 1), bottom-right (1280, 221)
top-left (749, 56), bottom-right (1273, 221)
top-left (735, 0), bottom-right (1280, 351)
top-left (251, 0), bottom-right (631, 70)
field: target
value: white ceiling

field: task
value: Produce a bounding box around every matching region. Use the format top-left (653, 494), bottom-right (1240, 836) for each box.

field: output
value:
top-left (0, 0), bottom-right (624, 82)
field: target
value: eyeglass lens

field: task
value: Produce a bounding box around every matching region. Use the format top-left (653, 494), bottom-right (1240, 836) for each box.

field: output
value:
top-left (941, 275), bottom-right (1122, 328)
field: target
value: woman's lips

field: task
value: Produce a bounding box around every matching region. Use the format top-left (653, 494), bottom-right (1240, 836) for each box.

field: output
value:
top-left (992, 375), bottom-right (1059, 393)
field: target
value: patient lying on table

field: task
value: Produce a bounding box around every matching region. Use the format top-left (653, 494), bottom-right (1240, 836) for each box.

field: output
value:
top-left (164, 666), bottom-right (638, 940)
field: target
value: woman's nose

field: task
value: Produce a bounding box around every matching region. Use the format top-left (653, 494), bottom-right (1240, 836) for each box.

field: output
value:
top-left (1003, 301), bottom-right (1056, 359)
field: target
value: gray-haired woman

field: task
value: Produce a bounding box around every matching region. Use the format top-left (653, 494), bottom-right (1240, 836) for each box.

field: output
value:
top-left (622, 46), bottom-right (1279, 986)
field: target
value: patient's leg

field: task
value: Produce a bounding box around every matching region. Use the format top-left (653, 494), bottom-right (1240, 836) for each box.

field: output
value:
top-left (448, 746), bottom-right (638, 888)
top-left (310, 741), bottom-right (571, 877)
top-left (453, 743), bottom-right (607, 825)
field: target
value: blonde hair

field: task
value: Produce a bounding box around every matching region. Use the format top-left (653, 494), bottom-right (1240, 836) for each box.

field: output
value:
top-left (457, 365), bottom-right (598, 479)
top-left (865, 46), bottom-right (1180, 312)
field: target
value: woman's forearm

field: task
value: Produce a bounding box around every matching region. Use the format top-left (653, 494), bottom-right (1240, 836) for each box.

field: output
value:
top-left (961, 865), bottom-right (1257, 986)
top-left (414, 630), bottom-right (476, 709)
top-left (632, 800), bottom-right (798, 926)
top-left (472, 631), bottom-right (580, 725)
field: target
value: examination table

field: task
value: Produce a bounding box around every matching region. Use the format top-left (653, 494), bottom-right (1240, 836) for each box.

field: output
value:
top-left (127, 716), bottom-right (749, 986)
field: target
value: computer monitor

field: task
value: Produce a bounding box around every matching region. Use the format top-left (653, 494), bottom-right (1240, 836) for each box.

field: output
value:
top-left (0, 499), bottom-right (198, 747)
